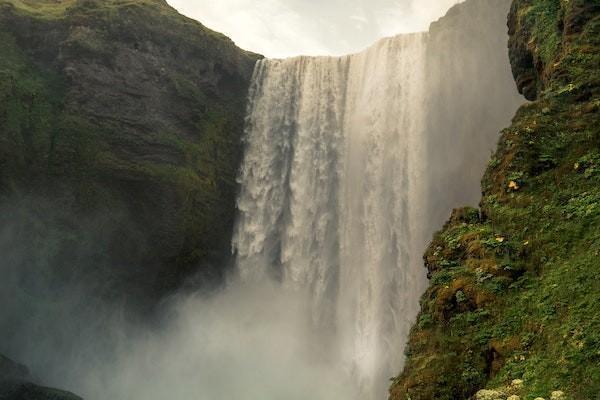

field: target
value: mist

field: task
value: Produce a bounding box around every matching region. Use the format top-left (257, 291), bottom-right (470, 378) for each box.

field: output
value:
top-left (93, 283), bottom-right (353, 400)
top-left (68, 283), bottom-right (356, 400)
top-left (0, 209), bottom-right (356, 399)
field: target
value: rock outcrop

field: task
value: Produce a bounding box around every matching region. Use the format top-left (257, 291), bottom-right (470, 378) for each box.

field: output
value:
top-left (390, 0), bottom-right (599, 399)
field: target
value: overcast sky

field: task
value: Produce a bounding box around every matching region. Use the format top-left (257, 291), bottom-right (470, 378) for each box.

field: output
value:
top-left (168, 0), bottom-right (462, 58)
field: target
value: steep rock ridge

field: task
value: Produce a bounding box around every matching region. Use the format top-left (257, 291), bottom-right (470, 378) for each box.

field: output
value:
top-left (0, 0), bottom-right (260, 305)
top-left (390, 0), bottom-right (599, 399)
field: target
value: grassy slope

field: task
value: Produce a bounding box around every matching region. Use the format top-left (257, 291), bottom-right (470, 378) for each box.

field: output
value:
top-left (390, 0), bottom-right (599, 399)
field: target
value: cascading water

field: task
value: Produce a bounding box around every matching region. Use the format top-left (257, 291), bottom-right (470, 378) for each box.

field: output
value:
top-left (233, 34), bottom-right (430, 398)
top-left (233, 1), bottom-right (522, 398)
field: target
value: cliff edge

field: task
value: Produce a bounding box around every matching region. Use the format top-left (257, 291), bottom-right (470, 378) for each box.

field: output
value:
top-left (390, 0), bottom-right (599, 398)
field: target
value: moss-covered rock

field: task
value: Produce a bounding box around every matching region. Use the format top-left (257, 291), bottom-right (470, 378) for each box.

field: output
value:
top-left (0, 0), bottom-right (261, 305)
top-left (390, 1), bottom-right (599, 399)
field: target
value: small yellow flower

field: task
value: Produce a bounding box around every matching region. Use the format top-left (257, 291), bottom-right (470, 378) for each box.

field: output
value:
top-left (511, 379), bottom-right (524, 388)
top-left (509, 180), bottom-right (520, 190)
top-left (523, 240), bottom-right (529, 246)
top-left (496, 236), bottom-right (505, 243)
top-left (551, 391), bottom-right (565, 400)
top-left (574, 162), bottom-right (580, 170)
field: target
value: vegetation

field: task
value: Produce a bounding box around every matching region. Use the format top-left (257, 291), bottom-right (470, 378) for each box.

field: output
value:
top-left (390, 0), bottom-right (599, 399)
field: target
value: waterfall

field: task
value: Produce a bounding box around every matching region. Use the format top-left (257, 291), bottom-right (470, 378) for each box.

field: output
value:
top-left (233, 1), bottom-right (522, 399)
top-left (234, 33), bottom-right (429, 398)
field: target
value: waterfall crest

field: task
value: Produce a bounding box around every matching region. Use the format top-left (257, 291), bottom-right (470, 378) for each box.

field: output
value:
top-left (233, 1), bottom-right (522, 398)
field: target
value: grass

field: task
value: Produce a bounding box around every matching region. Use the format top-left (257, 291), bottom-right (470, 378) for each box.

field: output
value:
top-left (0, 0), bottom-right (240, 46)
top-left (2, 0), bottom-right (166, 18)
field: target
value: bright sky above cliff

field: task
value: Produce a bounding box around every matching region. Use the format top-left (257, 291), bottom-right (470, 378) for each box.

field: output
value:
top-left (168, 0), bottom-right (462, 58)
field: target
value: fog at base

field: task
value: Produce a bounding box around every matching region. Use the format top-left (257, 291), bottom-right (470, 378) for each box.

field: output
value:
top-left (77, 282), bottom-right (356, 400)
top-left (0, 260), bottom-right (356, 399)
top-left (0, 198), bottom-right (355, 399)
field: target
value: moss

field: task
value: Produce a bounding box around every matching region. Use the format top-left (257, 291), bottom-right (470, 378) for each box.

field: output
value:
top-left (521, 0), bottom-right (563, 65)
top-left (391, 1), bottom-right (599, 399)
top-left (0, 31), bottom-right (64, 188)
top-left (4, 0), bottom-right (169, 19)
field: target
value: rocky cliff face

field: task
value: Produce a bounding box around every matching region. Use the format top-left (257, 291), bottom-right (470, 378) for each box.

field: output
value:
top-left (0, 0), bottom-right (260, 307)
top-left (390, 0), bottom-right (599, 399)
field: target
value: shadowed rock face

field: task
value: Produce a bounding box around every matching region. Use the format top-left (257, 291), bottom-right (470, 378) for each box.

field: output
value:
top-left (424, 0), bottom-right (522, 230)
top-left (507, 1), bottom-right (539, 101)
top-left (508, 0), bottom-right (600, 100)
top-left (0, 0), bottom-right (261, 307)
top-left (0, 355), bottom-right (30, 382)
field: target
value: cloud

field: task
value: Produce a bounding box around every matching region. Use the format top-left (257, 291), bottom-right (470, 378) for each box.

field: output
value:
top-left (167, 0), bottom-right (462, 58)
top-left (349, 15), bottom-right (368, 23)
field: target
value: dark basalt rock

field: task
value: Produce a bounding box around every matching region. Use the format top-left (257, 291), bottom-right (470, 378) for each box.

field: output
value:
top-left (0, 356), bottom-right (30, 382)
top-left (508, 0), bottom-right (600, 101)
top-left (0, 381), bottom-right (83, 400)
top-left (507, 1), bottom-right (540, 101)
top-left (0, 355), bottom-right (81, 400)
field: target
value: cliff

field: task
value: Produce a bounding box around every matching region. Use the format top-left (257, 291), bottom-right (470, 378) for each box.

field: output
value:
top-left (390, 0), bottom-right (599, 399)
top-left (0, 0), bottom-right (261, 305)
